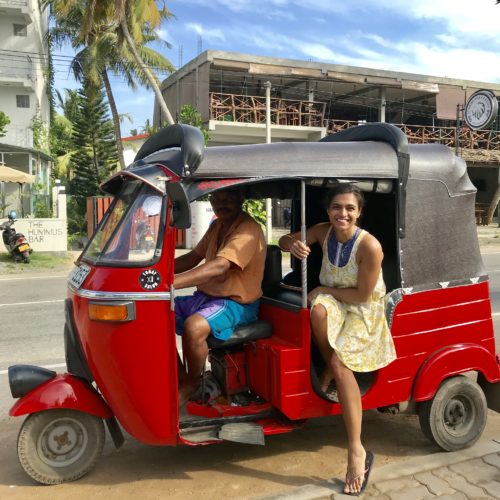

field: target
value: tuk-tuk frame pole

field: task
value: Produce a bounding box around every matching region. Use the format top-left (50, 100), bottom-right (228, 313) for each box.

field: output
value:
top-left (455, 104), bottom-right (463, 157)
top-left (264, 81), bottom-right (272, 244)
top-left (301, 180), bottom-right (308, 308)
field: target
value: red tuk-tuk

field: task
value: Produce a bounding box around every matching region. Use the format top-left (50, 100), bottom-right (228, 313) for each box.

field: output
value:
top-left (8, 123), bottom-right (500, 484)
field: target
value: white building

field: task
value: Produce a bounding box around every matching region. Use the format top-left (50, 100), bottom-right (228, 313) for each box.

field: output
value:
top-left (122, 132), bottom-right (149, 167)
top-left (0, 0), bottom-right (52, 216)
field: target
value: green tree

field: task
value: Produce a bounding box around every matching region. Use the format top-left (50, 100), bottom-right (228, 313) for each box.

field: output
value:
top-left (141, 118), bottom-right (159, 135)
top-left (69, 78), bottom-right (117, 231)
top-left (0, 111), bottom-right (10, 137)
top-left (55, 88), bottom-right (80, 123)
top-left (45, 0), bottom-right (176, 131)
top-left (179, 104), bottom-right (209, 145)
top-left (51, 89), bottom-right (80, 179)
top-left (31, 111), bottom-right (51, 154)
top-left (45, 0), bottom-right (175, 170)
top-left (50, 114), bottom-right (75, 179)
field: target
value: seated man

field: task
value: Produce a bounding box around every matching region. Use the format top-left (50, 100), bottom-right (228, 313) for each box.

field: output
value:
top-left (174, 188), bottom-right (266, 405)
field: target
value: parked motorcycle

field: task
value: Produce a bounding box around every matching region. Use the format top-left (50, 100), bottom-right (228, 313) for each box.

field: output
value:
top-left (0, 210), bottom-right (33, 263)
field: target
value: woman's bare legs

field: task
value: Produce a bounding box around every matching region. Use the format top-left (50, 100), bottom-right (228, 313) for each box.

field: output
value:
top-left (331, 351), bottom-right (366, 494)
top-left (310, 305), bottom-right (334, 390)
top-left (310, 304), bottom-right (366, 495)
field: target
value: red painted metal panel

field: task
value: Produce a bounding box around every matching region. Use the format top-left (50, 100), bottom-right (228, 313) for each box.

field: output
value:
top-left (413, 344), bottom-right (500, 401)
top-left (69, 226), bottom-right (179, 445)
top-left (9, 374), bottom-right (113, 418)
top-left (255, 281), bottom-right (499, 421)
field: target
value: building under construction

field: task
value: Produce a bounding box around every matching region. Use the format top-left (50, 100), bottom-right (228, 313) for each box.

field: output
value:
top-left (155, 50), bottom-right (500, 219)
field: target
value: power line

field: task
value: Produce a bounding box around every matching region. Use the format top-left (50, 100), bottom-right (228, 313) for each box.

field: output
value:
top-left (0, 50), bottom-right (443, 120)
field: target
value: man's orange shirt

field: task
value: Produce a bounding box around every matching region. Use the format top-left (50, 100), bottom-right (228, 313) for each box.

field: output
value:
top-left (194, 212), bottom-right (266, 303)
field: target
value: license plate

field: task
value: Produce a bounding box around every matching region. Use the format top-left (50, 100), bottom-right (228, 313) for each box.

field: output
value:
top-left (18, 244), bottom-right (29, 252)
top-left (68, 264), bottom-right (91, 289)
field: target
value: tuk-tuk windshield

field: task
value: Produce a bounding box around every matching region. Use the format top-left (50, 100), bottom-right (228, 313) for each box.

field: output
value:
top-left (82, 181), bottom-right (164, 265)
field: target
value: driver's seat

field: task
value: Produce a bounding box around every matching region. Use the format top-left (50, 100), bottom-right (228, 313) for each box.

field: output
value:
top-left (206, 245), bottom-right (281, 350)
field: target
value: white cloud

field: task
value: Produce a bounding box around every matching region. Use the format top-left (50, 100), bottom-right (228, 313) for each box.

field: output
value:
top-left (174, 0), bottom-right (500, 84)
top-left (402, 0), bottom-right (500, 38)
top-left (179, 0), bottom-right (292, 13)
top-left (156, 28), bottom-right (176, 45)
top-left (434, 34), bottom-right (459, 46)
top-left (299, 43), bottom-right (337, 61)
top-left (398, 44), bottom-right (500, 82)
top-left (185, 22), bottom-right (226, 42)
top-left (264, 9), bottom-right (296, 21)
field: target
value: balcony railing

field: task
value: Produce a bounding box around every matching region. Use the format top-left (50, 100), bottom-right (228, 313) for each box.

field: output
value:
top-left (327, 119), bottom-right (500, 155)
top-left (210, 92), bottom-right (326, 127)
top-left (0, 53), bottom-right (34, 82)
top-left (1, 125), bottom-right (33, 149)
top-left (208, 92), bottom-right (500, 157)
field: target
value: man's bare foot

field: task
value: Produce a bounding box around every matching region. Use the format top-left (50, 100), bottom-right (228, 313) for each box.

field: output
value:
top-left (178, 381), bottom-right (199, 407)
top-left (344, 447), bottom-right (367, 495)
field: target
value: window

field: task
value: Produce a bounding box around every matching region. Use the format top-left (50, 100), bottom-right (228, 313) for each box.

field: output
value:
top-left (13, 24), bottom-right (27, 36)
top-left (16, 95), bottom-right (30, 108)
top-left (82, 181), bottom-right (164, 265)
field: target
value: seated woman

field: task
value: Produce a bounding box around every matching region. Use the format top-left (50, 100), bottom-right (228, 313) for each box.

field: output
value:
top-left (278, 184), bottom-right (396, 496)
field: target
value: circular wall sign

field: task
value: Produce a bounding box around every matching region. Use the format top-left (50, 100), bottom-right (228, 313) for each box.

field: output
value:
top-left (464, 89), bottom-right (498, 130)
top-left (139, 269), bottom-right (161, 290)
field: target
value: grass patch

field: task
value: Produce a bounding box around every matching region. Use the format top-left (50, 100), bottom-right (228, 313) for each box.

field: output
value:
top-left (0, 251), bottom-right (76, 274)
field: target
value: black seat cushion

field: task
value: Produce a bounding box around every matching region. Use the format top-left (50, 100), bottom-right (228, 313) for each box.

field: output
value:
top-left (207, 320), bottom-right (272, 349)
top-left (274, 288), bottom-right (302, 306)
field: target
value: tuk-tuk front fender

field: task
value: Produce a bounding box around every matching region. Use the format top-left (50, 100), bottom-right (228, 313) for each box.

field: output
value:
top-left (413, 344), bottom-right (500, 402)
top-left (9, 373), bottom-right (113, 419)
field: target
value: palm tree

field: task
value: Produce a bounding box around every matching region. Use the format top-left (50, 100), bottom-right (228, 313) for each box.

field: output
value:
top-left (45, 0), bottom-right (175, 169)
top-left (55, 88), bottom-right (80, 123)
top-left (45, 0), bottom-right (175, 128)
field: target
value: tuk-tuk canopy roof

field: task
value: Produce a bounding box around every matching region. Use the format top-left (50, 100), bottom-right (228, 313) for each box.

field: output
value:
top-left (189, 141), bottom-right (471, 196)
top-left (103, 128), bottom-right (471, 202)
top-left (99, 124), bottom-right (481, 290)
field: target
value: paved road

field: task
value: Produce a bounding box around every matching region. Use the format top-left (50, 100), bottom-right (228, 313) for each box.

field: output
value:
top-left (2, 251), bottom-right (500, 376)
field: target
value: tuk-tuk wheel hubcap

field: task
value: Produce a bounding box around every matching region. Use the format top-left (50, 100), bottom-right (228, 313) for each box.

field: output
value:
top-left (37, 417), bottom-right (89, 467)
top-left (444, 398), bottom-right (470, 429)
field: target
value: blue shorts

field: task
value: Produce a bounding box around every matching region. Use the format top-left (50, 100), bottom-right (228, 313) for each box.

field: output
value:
top-left (175, 291), bottom-right (260, 340)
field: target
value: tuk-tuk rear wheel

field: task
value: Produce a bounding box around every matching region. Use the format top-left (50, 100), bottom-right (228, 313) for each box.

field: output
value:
top-left (418, 376), bottom-right (487, 451)
top-left (17, 409), bottom-right (105, 485)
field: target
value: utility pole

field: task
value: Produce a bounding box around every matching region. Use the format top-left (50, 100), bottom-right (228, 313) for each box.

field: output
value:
top-left (378, 88), bottom-right (386, 123)
top-left (264, 81), bottom-right (272, 243)
top-left (455, 104), bottom-right (463, 156)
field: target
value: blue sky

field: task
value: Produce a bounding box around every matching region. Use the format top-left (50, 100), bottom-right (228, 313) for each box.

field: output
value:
top-left (53, 0), bottom-right (500, 135)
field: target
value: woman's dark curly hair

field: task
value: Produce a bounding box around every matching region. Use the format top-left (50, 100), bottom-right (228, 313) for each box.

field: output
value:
top-left (324, 184), bottom-right (364, 211)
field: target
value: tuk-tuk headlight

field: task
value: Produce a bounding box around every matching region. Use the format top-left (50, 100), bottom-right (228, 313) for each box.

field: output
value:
top-left (88, 302), bottom-right (135, 322)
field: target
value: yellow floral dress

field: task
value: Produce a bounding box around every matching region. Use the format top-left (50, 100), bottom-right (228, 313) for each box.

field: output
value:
top-left (311, 227), bottom-right (396, 372)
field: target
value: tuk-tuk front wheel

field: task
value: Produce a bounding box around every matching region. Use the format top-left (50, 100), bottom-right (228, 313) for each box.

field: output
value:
top-left (418, 376), bottom-right (487, 451)
top-left (17, 409), bottom-right (105, 484)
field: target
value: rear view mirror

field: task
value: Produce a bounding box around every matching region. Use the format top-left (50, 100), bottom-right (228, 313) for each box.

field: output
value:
top-left (166, 183), bottom-right (191, 229)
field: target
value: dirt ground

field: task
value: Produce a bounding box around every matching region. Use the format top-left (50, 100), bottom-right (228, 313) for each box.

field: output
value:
top-left (1, 408), bottom-right (500, 499)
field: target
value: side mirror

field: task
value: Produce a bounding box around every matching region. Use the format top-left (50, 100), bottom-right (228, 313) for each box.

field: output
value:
top-left (166, 183), bottom-right (191, 229)
top-left (8, 210), bottom-right (17, 220)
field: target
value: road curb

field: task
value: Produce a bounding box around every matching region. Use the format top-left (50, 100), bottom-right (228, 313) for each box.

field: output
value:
top-left (253, 439), bottom-right (500, 500)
